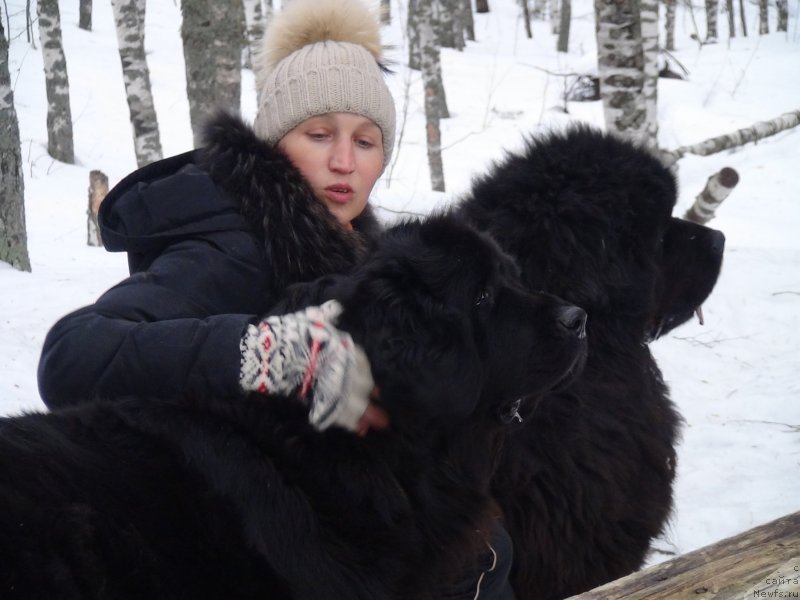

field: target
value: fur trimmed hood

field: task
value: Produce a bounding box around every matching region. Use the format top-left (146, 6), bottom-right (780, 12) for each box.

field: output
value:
top-left (199, 112), bottom-right (383, 290)
top-left (100, 112), bottom-right (382, 291)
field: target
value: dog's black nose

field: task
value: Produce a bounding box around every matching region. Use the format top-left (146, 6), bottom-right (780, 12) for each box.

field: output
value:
top-left (558, 306), bottom-right (587, 339)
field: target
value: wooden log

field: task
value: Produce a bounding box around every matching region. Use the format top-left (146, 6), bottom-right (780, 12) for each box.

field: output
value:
top-left (87, 170), bottom-right (108, 247)
top-left (567, 511), bottom-right (800, 599)
top-left (684, 167), bottom-right (739, 224)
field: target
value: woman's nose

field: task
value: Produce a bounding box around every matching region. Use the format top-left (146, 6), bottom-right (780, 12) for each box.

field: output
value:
top-left (330, 140), bottom-right (355, 173)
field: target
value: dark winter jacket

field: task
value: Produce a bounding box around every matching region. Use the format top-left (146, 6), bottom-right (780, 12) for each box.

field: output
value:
top-left (38, 113), bottom-right (383, 409)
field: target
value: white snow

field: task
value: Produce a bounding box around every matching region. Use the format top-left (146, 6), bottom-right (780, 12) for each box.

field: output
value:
top-left (2, 0), bottom-right (798, 569)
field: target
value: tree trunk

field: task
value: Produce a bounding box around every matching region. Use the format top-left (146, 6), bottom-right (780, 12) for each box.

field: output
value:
top-left (181, 0), bottom-right (244, 147)
top-left (739, 0), bottom-right (748, 35)
top-left (79, 0), bottom-right (92, 31)
top-left (758, 0), bottom-right (768, 33)
top-left (533, 0), bottom-right (547, 19)
top-left (462, 0), bottom-right (475, 41)
top-left (37, 0), bottom-right (75, 164)
top-left (594, 0), bottom-right (648, 144)
top-left (664, 0), bottom-right (676, 50)
top-left (111, 0), bottom-right (163, 167)
top-left (662, 109), bottom-right (800, 165)
top-left (475, 0), bottom-right (489, 13)
top-left (411, 0), bottom-right (449, 118)
top-left (418, 0), bottom-right (445, 192)
top-left (243, 0), bottom-right (264, 70)
top-left (684, 167), bottom-right (739, 224)
top-left (550, 0), bottom-right (560, 34)
top-left (705, 0), bottom-right (718, 41)
top-left (521, 0), bottom-right (533, 39)
top-left (557, 0), bottom-right (571, 51)
top-left (640, 0), bottom-right (659, 149)
top-left (408, 0), bottom-right (421, 69)
top-left (87, 170), bottom-right (109, 247)
top-left (776, 0), bottom-right (788, 31)
top-left (439, 0), bottom-right (464, 50)
top-left (381, 0), bottom-right (391, 24)
top-left (726, 0), bottom-right (735, 38)
top-left (210, 1), bottom-right (244, 119)
top-left (0, 19), bottom-right (31, 272)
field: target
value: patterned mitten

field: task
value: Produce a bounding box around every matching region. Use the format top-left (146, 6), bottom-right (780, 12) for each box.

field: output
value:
top-left (239, 300), bottom-right (374, 431)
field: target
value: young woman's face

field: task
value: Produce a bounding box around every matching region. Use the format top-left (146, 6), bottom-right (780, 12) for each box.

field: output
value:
top-left (278, 113), bottom-right (384, 227)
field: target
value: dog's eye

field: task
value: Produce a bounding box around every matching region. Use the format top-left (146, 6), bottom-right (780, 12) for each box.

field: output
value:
top-left (475, 289), bottom-right (492, 307)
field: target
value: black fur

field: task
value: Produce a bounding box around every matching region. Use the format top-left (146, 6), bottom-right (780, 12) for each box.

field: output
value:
top-left (0, 215), bottom-right (586, 599)
top-left (458, 126), bottom-right (725, 599)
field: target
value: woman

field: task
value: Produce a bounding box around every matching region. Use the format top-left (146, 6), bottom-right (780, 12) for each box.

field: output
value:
top-left (37, 0), bottom-right (514, 596)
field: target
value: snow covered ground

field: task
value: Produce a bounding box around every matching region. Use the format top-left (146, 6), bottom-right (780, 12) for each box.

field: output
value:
top-left (2, 0), bottom-right (798, 567)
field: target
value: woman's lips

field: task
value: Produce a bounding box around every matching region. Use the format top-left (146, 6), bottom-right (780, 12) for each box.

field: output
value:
top-left (324, 184), bottom-right (354, 204)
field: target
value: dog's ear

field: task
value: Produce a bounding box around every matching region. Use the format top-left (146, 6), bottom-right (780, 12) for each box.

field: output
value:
top-left (339, 276), bottom-right (484, 425)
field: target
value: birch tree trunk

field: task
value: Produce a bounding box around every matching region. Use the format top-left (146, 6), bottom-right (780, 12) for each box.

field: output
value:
top-left (661, 109), bottom-right (800, 166)
top-left (726, 0), bottom-right (735, 38)
top-left (243, 0), bottom-right (265, 70)
top-left (640, 0), bottom-right (659, 149)
top-left (758, 0), bottom-right (768, 33)
top-left (557, 0), bottom-right (571, 51)
top-left (410, 0), bottom-right (449, 118)
top-left (739, 0), bottom-right (748, 35)
top-left (408, 0), bottom-right (421, 69)
top-left (182, 0), bottom-right (244, 146)
top-left (418, 0), bottom-right (445, 192)
top-left (1, 19), bottom-right (31, 272)
top-left (551, 0), bottom-right (560, 34)
top-left (381, 0), bottom-right (391, 24)
top-left (594, 0), bottom-right (648, 144)
top-left (439, 0), bottom-right (465, 50)
top-left (705, 0), bottom-right (719, 41)
top-left (476, 0), bottom-right (490, 13)
top-left (37, 0), bottom-right (75, 164)
top-left (776, 0), bottom-right (788, 31)
top-left (462, 0), bottom-right (475, 41)
top-left (665, 0), bottom-right (676, 50)
top-left (111, 0), bottom-right (163, 167)
top-left (79, 0), bottom-right (92, 31)
top-left (211, 1), bottom-right (244, 118)
top-left (521, 0), bottom-right (533, 39)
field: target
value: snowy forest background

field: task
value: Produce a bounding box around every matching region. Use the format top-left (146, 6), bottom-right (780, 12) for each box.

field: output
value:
top-left (1, 0), bottom-right (799, 580)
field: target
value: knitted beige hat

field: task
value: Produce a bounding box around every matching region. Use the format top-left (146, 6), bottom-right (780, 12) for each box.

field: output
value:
top-left (254, 0), bottom-right (396, 167)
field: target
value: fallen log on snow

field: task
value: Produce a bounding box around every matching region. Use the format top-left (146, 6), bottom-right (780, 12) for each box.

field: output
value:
top-left (662, 109), bottom-right (800, 167)
top-left (568, 510), bottom-right (800, 599)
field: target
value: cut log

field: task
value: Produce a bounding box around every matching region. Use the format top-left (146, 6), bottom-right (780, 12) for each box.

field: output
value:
top-left (684, 167), bottom-right (739, 224)
top-left (87, 170), bottom-right (109, 247)
top-left (567, 511), bottom-right (800, 599)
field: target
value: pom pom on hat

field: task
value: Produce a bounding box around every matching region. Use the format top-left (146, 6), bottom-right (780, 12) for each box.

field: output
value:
top-left (254, 0), bottom-right (396, 167)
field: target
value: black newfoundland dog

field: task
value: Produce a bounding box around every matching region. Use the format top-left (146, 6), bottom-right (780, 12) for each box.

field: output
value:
top-left (0, 215), bottom-right (586, 599)
top-left (458, 126), bottom-right (726, 599)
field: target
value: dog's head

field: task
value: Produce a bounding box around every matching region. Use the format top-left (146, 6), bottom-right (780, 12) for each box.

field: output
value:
top-left (460, 126), bottom-right (725, 342)
top-left (299, 214), bottom-right (587, 430)
top-left (647, 217), bottom-right (725, 339)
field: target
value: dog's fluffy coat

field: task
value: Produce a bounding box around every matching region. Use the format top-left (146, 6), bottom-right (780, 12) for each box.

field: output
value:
top-left (459, 126), bottom-right (725, 599)
top-left (1, 215), bottom-right (586, 599)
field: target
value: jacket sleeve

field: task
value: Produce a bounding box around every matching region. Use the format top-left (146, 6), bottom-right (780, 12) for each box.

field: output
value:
top-left (37, 229), bottom-right (270, 409)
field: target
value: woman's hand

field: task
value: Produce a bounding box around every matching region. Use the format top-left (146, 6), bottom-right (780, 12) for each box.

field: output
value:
top-left (240, 301), bottom-right (389, 434)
